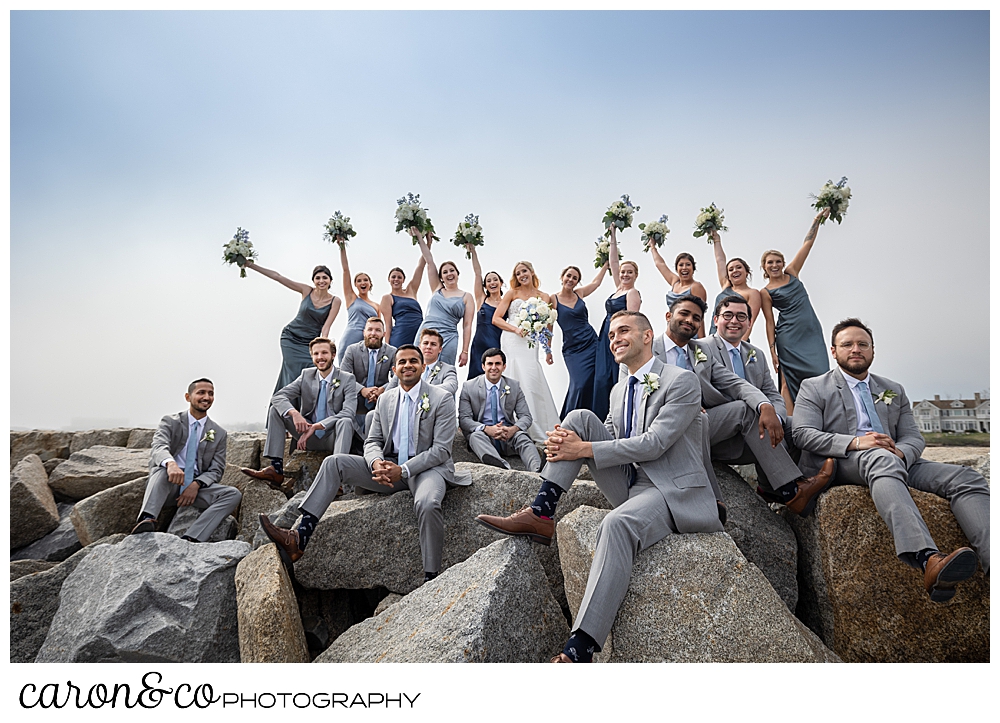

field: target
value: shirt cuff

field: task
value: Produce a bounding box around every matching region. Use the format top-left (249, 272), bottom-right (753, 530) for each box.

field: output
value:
top-left (162, 458), bottom-right (174, 468)
top-left (757, 402), bottom-right (774, 415)
top-left (476, 424), bottom-right (486, 433)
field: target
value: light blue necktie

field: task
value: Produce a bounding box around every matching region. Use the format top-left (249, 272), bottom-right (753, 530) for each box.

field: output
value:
top-left (729, 348), bottom-right (746, 379)
top-left (314, 379), bottom-right (328, 438)
top-left (489, 385), bottom-right (500, 426)
top-left (366, 350), bottom-right (377, 409)
top-left (674, 346), bottom-right (689, 370)
top-left (181, 420), bottom-right (199, 492)
top-left (398, 393), bottom-right (411, 465)
top-left (857, 381), bottom-right (885, 434)
top-left (423, 366), bottom-right (432, 380)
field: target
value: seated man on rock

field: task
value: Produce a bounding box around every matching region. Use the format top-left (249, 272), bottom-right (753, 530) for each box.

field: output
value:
top-left (342, 317), bottom-right (397, 443)
top-left (458, 347), bottom-right (541, 472)
top-left (260, 344), bottom-right (471, 582)
top-left (243, 337), bottom-right (357, 491)
top-left (476, 311), bottom-right (722, 663)
top-left (794, 318), bottom-right (990, 602)
top-left (132, 379), bottom-right (240, 542)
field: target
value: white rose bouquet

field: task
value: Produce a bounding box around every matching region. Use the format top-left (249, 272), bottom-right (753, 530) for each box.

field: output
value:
top-left (693, 203), bottom-right (728, 243)
top-left (394, 192), bottom-right (438, 243)
top-left (513, 296), bottom-right (558, 355)
top-left (222, 227), bottom-right (258, 278)
top-left (810, 177), bottom-right (851, 225)
top-left (602, 194), bottom-right (639, 237)
top-left (638, 215), bottom-right (670, 252)
top-left (451, 213), bottom-right (484, 259)
top-left (593, 236), bottom-right (623, 269)
top-left (323, 210), bottom-right (356, 248)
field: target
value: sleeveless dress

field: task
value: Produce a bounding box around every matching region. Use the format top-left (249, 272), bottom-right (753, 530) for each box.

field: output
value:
top-left (468, 299), bottom-right (502, 379)
top-left (418, 289), bottom-right (467, 366)
top-left (389, 295), bottom-right (422, 347)
top-left (501, 298), bottom-right (562, 445)
top-left (556, 293), bottom-right (599, 417)
top-left (768, 274), bottom-right (829, 401)
top-left (708, 287), bottom-right (743, 335)
top-left (336, 297), bottom-right (379, 364)
top-left (591, 293), bottom-right (629, 421)
top-left (275, 295), bottom-right (333, 393)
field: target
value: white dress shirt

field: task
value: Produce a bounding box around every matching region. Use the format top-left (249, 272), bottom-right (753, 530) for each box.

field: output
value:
top-left (165, 414), bottom-right (205, 476)
top-left (840, 368), bottom-right (877, 436)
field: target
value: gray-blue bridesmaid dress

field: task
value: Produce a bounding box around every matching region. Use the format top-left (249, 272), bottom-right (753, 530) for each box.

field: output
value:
top-left (275, 295), bottom-right (333, 393)
top-left (556, 293), bottom-right (599, 417)
top-left (768, 274), bottom-right (828, 401)
top-left (417, 289), bottom-right (466, 366)
top-left (336, 297), bottom-right (379, 363)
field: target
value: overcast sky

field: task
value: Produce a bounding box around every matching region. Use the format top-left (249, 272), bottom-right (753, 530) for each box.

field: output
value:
top-left (10, 10), bottom-right (989, 431)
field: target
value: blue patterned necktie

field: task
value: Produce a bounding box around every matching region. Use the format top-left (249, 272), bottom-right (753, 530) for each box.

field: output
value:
top-left (181, 419), bottom-right (199, 492)
top-left (729, 348), bottom-right (746, 379)
top-left (398, 393), bottom-right (411, 465)
top-left (366, 350), bottom-right (378, 409)
top-left (857, 381), bottom-right (885, 434)
top-left (674, 346), bottom-right (689, 370)
top-left (624, 377), bottom-right (639, 487)
top-left (314, 379), bottom-right (328, 438)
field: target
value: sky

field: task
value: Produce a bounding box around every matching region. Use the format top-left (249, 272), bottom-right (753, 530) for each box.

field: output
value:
top-left (9, 10), bottom-right (990, 431)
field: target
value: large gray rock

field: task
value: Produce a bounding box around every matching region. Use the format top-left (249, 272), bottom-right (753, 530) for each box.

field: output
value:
top-left (315, 538), bottom-right (569, 663)
top-left (11, 560), bottom-right (57, 581)
top-left (10, 534), bottom-right (127, 663)
top-left (10, 454), bottom-right (61, 549)
top-left (70, 476), bottom-right (148, 546)
top-left (226, 432), bottom-right (264, 470)
top-left (235, 544), bottom-right (310, 663)
top-left (167, 506), bottom-right (237, 542)
top-left (716, 463), bottom-right (798, 611)
top-left (126, 428), bottom-right (155, 448)
top-left (48, 446), bottom-right (150, 501)
top-left (69, 428), bottom-right (132, 454)
top-left (283, 449), bottom-right (332, 495)
top-left (236, 481), bottom-right (288, 543)
top-left (11, 503), bottom-right (81, 562)
top-left (558, 506), bottom-right (839, 662)
top-left (451, 430), bottom-right (530, 471)
top-left (252, 491), bottom-right (307, 550)
top-left (10, 430), bottom-right (73, 468)
top-left (35, 534), bottom-right (250, 663)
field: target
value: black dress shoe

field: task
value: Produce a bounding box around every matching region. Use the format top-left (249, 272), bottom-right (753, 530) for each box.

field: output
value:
top-left (131, 518), bottom-right (156, 535)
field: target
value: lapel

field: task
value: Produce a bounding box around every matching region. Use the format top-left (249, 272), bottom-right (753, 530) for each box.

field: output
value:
top-left (374, 344), bottom-right (388, 376)
top-left (634, 364), bottom-right (652, 434)
top-left (652, 333), bottom-right (666, 362)
top-left (711, 335), bottom-right (732, 371)
top-left (610, 376), bottom-right (626, 438)
top-left (867, 376), bottom-right (891, 436)
top-left (685, 343), bottom-right (701, 374)
top-left (383, 387), bottom-right (399, 449)
top-left (178, 411), bottom-right (190, 452)
top-left (474, 376), bottom-right (487, 419)
top-left (834, 372), bottom-right (859, 434)
top-left (500, 376), bottom-right (516, 419)
top-left (412, 381), bottom-right (426, 450)
top-left (196, 415), bottom-right (212, 471)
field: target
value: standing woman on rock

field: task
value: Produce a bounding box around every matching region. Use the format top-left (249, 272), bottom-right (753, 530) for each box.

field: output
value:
top-left (759, 208), bottom-right (832, 413)
top-left (413, 229), bottom-right (475, 367)
top-left (707, 229), bottom-right (761, 337)
top-left (379, 254), bottom-right (427, 348)
top-left (336, 243), bottom-right (381, 364)
top-left (648, 246), bottom-right (708, 338)
top-left (552, 262), bottom-right (608, 417)
top-left (467, 243), bottom-right (504, 380)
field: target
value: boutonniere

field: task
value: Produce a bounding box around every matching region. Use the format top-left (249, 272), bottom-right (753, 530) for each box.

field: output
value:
top-left (745, 349), bottom-right (757, 364)
top-left (500, 384), bottom-right (511, 398)
top-left (379, 354), bottom-right (389, 364)
top-left (331, 378), bottom-right (341, 389)
top-left (201, 429), bottom-right (216, 443)
top-left (693, 347), bottom-right (709, 365)
top-left (429, 364), bottom-right (441, 379)
top-left (640, 373), bottom-right (660, 397)
top-left (874, 389), bottom-right (898, 406)
top-left (419, 392), bottom-right (431, 415)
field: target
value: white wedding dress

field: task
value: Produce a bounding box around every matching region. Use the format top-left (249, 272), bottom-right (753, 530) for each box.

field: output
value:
top-left (501, 298), bottom-right (562, 445)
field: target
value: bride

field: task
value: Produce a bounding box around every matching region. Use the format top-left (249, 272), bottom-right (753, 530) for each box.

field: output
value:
top-left (492, 261), bottom-right (562, 445)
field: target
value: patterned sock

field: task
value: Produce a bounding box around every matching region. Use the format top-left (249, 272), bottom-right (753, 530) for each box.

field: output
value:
top-left (271, 457), bottom-right (284, 476)
top-left (916, 548), bottom-right (939, 571)
top-left (562, 629), bottom-right (598, 663)
top-left (295, 512), bottom-right (320, 550)
top-left (776, 480), bottom-right (800, 503)
top-left (530, 480), bottom-right (565, 519)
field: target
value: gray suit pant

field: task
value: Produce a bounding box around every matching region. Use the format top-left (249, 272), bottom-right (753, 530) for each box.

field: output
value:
top-left (139, 467), bottom-right (242, 542)
top-left (707, 401), bottom-right (801, 490)
top-left (301, 454), bottom-right (448, 574)
top-left (697, 411), bottom-right (724, 501)
top-left (467, 428), bottom-right (542, 473)
top-left (837, 449), bottom-right (990, 572)
top-left (265, 405), bottom-right (352, 459)
top-left (541, 409), bottom-right (676, 648)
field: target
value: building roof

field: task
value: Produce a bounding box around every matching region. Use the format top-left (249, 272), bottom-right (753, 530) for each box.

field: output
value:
top-left (914, 396), bottom-right (989, 410)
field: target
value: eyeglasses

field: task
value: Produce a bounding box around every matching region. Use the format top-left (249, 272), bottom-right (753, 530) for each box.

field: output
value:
top-left (719, 311), bottom-right (749, 322)
top-left (836, 341), bottom-right (872, 350)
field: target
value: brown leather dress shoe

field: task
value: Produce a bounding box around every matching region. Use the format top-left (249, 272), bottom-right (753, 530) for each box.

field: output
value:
top-left (130, 518), bottom-right (156, 535)
top-left (786, 458), bottom-right (835, 517)
top-left (259, 513), bottom-right (303, 564)
top-left (924, 547), bottom-right (978, 603)
top-left (242, 466), bottom-right (288, 492)
top-left (475, 506), bottom-right (554, 546)
top-left (550, 653), bottom-right (573, 663)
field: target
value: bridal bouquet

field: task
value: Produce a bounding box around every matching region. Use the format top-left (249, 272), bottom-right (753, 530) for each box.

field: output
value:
top-left (395, 192), bottom-right (438, 243)
top-left (593, 236), bottom-right (623, 269)
top-left (451, 214), bottom-right (484, 258)
top-left (810, 177), bottom-right (851, 225)
top-left (602, 194), bottom-right (639, 237)
top-left (693, 203), bottom-right (728, 243)
top-left (323, 210), bottom-right (356, 247)
top-left (513, 296), bottom-right (558, 355)
top-left (222, 227), bottom-right (257, 278)
top-left (639, 215), bottom-right (670, 251)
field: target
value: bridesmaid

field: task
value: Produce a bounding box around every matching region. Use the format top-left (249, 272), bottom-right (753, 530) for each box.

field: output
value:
top-left (591, 226), bottom-right (641, 421)
top-left (649, 246), bottom-right (708, 337)
top-left (413, 229), bottom-right (475, 367)
top-left (707, 228), bottom-right (761, 337)
top-left (244, 261), bottom-right (342, 393)
top-left (336, 242), bottom-right (381, 364)
top-left (379, 254), bottom-right (427, 347)
top-left (552, 263), bottom-right (608, 417)
top-left (759, 209), bottom-right (832, 413)
top-left (467, 243), bottom-right (504, 379)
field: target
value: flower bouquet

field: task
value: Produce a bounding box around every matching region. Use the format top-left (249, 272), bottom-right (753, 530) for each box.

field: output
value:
top-left (602, 194), bottom-right (639, 237)
top-left (593, 236), bottom-right (623, 269)
top-left (323, 210), bottom-right (356, 247)
top-left (513, 296), bottom-right (558, 354)
top-left (810, 177), bottom-right (851, 225)
top-left (451, 214), bottom-right (484, 259)
top-left (639, 215), bottom-right (670, 252)
top-left (222, 227), bottom-right (257, 278)
top-left (395, 192), bottom-right (438, 243)
top-left (693, 203), bottom-right (728, 243)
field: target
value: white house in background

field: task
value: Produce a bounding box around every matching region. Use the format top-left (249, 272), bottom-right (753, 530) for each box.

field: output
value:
top-left (913, 393), bottom-right (990, 433)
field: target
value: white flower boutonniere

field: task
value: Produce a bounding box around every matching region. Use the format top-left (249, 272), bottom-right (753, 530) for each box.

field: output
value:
top-left (641, 373), bottom-right (660, 397)
top-left (746, 349), bottom-right (757, 364)
top-left (419, 393), bottom-right (431, 415)
top-left (380, 354), bottom-right (390, 364)
top-left (202, 429), bottom-right (216, 443)
top-left (694, 347), bottom-right (709, 365)
top-left (332, 378), bottom-right (341, 389)
top-left (430, 365), bottom-right (441, 379)
top-left (874, 389), bottom-right (898, 406)
top-left (501, 384), bottom-right (511, 398)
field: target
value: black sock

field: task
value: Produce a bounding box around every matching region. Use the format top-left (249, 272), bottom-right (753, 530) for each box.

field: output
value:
top-left (295, 512), bottom-right (319, 550)
top-left (776, 480), bottom-right (800, 503)
top-left (271, 457), bottom-right (284, 476)
top-left (562, 629), bottom-right (598, 663)
top-left (138, 512), bottom-right (155, 522)
top-left (530, 480), bottom-right (565, 519)
top-left (916, 548), bottom-right (939, 571)
top-left (424, 571), bottom-right (438, 582)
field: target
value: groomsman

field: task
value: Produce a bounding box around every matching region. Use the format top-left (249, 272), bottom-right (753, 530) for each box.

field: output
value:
top-left (260, 344), bottom-right (471, 582)
top-left (342, 317), bottom-right (397, 439)
top-left (243, 337), bottom-right (357, 490)
top-left (477, 311), bottom-right (722, 663)
top-left (132, 379), bottom-right (241, 542)
top-left (794, 318), bottom-right (989, 601)
top-left (458, 347), bottom-right (542, 472)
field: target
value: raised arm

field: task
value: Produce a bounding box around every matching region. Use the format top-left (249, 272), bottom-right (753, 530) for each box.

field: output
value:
top-left (692, 281), bottom-right (708, 337)
top-left (403, 253), bottom-right (427, 297)
top-left (576, 263), bottom-right (609, 298)
top-left (339, 243), bottom-right (357, 306)
top-left (760, 288), bottom-right (778, 371)
top-left (245, 262), bottom-right (312, 296)
top-left (711, 231), bottom-right (729, 288)
top-left (458, 292), bottom-right (474, 368)
top-left (413, 228), bottom-right (441, 292)
top-left (649, 244), bottom-right (679, 286)
top-left (626, 287), bottom-right (641, 312)
top-left (491, 290), bottom-right (521, 334)
top-left (786, 209), bottom-right (829, 278)
top-left (608, 226), bottom-right (622, 286)
top-left (321, 297), bottom-right (342, 338)
top-left (469, 244), bottom-right (486, 307)
top-left (744, 288), bottom-right (762, 340)
top-left (379, 294), bottom-right (395, 345)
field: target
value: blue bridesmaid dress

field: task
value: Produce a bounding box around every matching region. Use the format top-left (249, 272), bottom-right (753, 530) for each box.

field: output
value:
top-left (768, 274), bottom-right (828, 401)
top-left (591, 294), bottom-right (629, 421)
top-left (556, 293), bottom-right (599, 417)
top-left (336, 297), bottom-right (379, 363)
top-left (468, 300), bottom-right (502, 379)
top-left (389, 295), bottom-right (423, 347)
top-left (417, 290), bottom-right (467, 366)
top-left (275, 295), bottom-right (333, 393)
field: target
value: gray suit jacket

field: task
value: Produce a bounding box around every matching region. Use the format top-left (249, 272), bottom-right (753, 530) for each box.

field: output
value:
top-left (365, 381), bottom-right (472, 487)
top-left (597, 357), bottom-right (723, 534)
top-left (271, 366), bottom-right (358, 430)
top-left (385, 360), bottom-right (458, 397)
top-left (458, 375), bottom-right (533, 438)
top-left (698, 334), bottom-right (786, 418)
top-left (149, 412), bottom-right (227, 488)
top-left (792, 369), bottom-right (924, 476)
top-left (342, 341), bottom-right (397, 409)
